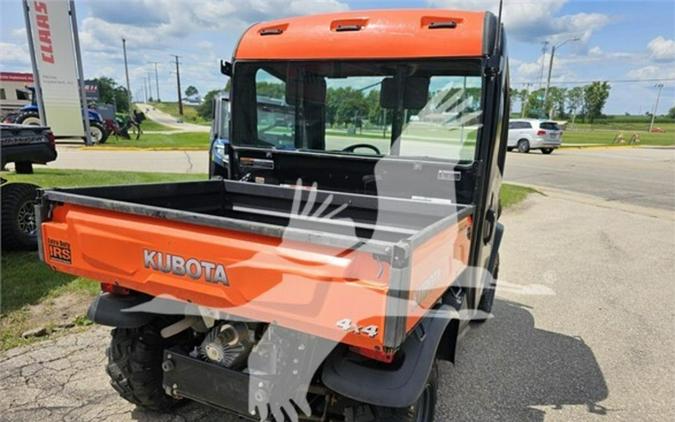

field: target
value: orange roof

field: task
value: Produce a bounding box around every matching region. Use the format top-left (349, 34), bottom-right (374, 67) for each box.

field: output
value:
top-left (235, 9), bottom-right (489, 60)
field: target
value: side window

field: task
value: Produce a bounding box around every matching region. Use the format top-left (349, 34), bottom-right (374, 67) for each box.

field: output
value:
top-left (508, 122), bottom-right (516, 129)
top-left (0, 88), bottom-right (5, 100)
top-left (255, 70), bottom-right (294, 148)
top-left (522, 122), bottom-right (532, 129)
top-left (15, 89), bottom-right (30, 100)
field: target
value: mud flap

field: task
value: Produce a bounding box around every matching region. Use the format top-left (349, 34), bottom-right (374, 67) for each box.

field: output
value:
top-left (321, 304), bottom-right (454, 408)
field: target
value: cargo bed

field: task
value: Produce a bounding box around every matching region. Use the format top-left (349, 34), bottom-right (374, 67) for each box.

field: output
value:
top-left (38, 180), bottom-right (473, 350)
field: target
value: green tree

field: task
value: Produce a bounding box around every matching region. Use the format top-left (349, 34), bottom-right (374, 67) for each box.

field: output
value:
top-left (185, 85), bottom-right (199, 97)
top-left (525, 88), bottom-right (545, 118)
top-left (546, 87), bottom-right (567, 119)
top-left (668, 106), bottom-right (675, 119)
top-left (197, 89), bottom-right (224, 119)
top-left (256, 82), bottom-right (285, 99)
top-left (583, 81), bottom-right (611, 123)
top-left (567, 86), bottom-right (584, 124)
top-left (92, 77), bottom-right (130, 113)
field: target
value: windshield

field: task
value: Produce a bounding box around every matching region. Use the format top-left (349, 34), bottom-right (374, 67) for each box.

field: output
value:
top-left (232, 60), bottom-right (484, 162)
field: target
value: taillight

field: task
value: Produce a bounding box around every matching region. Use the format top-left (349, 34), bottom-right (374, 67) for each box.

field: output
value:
top-left (101, 283), bottom-right (130, 296)
top-left (47, 132), bottom-right (56, 147)
top-left (537, 130), bottom-right (546, 136)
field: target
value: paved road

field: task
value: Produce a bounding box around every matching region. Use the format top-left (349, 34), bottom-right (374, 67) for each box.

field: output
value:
top-left (505, 147), bottom-right (675, 210)
top-left (136, 103), bottom-right (210, 133)
top-left (1, 188), bottom-right (673, 421)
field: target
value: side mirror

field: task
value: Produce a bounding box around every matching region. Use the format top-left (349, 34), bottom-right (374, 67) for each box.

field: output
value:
top-left (380, 77), bottom-right (430, 109)
top-left (220, 60), bottom-right (232, 77)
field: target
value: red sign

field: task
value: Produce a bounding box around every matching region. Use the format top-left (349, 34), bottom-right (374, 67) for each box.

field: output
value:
top-left (0, 72), bottom-right (34, 83)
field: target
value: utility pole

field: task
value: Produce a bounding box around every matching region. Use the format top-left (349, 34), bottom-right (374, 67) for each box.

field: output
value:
top-left (538, 41), bottom-right (549, 89)
top-left (649, 83), bottom-right (664, 133)
top-left (147, 71), bottom-right (153, 101)
top-left (150, 62), bottom-right (161, 102)
top-left (143, 77), bottom-right (148, 103)
top-left (171, 55), bottom-right (183, 115)
top-left (122, 38), bottom-right (132, 113)
top-left (543, 37), bottom-right (580, 119)
top-left (521, 83), bottom-right (532, 118)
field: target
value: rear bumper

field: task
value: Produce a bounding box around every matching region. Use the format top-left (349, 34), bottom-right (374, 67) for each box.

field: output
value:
top-left (0, 143), bottom-right (57, 166)
top-left (530, 138), bottom-right (561, 149)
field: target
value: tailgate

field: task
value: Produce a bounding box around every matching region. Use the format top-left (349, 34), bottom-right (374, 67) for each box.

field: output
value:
top-left (39, 201), bottom-right (394, 350)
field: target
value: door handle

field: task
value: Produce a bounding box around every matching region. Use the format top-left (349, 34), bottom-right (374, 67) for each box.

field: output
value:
top-left (483, 209), bottom-right (496, 244)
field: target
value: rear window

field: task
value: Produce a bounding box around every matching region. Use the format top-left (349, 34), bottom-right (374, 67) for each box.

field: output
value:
top-left (509, 121), bottom-right (531, 129)
top-left (540, 122), bottom-right (560, 131)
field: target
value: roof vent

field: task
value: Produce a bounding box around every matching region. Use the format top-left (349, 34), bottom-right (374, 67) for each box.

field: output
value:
top-left (259, 24), bottom-right (288, 36)
top-left (421, 16), bottom-right (463, 29)
top-left (331, 18), bottom-right (368, 32)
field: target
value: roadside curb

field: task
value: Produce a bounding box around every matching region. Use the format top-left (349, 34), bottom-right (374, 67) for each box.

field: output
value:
top-left (506, 182), bottom-right (674, 221)
top-left (80, 147), bottom-right (208, 152)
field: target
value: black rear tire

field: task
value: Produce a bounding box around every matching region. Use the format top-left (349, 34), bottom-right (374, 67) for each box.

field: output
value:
top-left (106, 321), bottom-right (184, 411)
top-left (541, 148), bottom-right (554, 154)
top-left (14, 161), bottom-right (34, 174)
top-left (1, 183), bottom-right (39, 251)
top-left (89, 122), bottom-right (109, 144)
top-left (345, 364), bottom-right (437, 421)
top-left (16, 111), bottom-right (41, 126)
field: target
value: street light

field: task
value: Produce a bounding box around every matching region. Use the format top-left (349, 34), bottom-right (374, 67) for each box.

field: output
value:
top-left (543, 37), bottom-right (580, 118)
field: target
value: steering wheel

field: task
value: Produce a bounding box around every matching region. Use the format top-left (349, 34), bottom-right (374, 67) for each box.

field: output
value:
top-left (342, 143), bottom-right (381, 155)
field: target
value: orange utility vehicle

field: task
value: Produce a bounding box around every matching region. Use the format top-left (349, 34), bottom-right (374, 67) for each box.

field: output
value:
top-left (37, 9), bottom-right (509, 421)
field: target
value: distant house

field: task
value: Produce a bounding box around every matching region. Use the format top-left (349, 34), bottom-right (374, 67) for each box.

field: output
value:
top-left (0, 72), bottom-right (33, 113)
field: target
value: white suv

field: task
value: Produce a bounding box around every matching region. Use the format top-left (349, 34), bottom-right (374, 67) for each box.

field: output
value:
top-left (507, 119), bottom-right (563, 154)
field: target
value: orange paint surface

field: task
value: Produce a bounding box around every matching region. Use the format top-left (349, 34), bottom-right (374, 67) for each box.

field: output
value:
top-left (236, 9), bottom-right (487, 60)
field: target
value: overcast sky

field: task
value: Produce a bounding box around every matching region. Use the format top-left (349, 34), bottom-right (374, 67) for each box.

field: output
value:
top-left (1, 0), bottom-right (674, 114)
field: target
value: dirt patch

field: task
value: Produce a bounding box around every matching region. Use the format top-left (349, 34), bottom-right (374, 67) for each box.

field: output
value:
top-left (25, 291), bottom-right (92, 329)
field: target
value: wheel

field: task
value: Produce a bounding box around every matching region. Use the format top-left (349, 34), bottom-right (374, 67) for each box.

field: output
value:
top-left (474, 254), bottom-right (499, 323)
top-left (541, 148), bottom-right (554, 155)
top-left (344, 364), bottom-right (437, 421)
top-left (1, 183), bottom-right (39, 251)
top-left (106, 321), bottom-right (185, 411)
top-left (16, 111), bottom-right (41, 126)
top-left (89, 122), bottom-right (109, 144)
top-left (14, 161), bottom-right (34, 174)
top-left (517, 139), bottom-right (530, 153)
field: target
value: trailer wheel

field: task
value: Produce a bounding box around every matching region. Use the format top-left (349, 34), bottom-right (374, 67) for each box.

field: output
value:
top-left (345, 364), bottom-right (437, 422)
top-left (475, 254), bottom-right (499, 323)
top-left (106, 321), bottom-right (185, 411)
top-left (1, 183), bottom-right (39, 251)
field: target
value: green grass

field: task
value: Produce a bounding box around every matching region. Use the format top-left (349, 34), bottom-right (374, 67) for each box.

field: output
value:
top-left (97, 131), bottom-right (210, 149)
top-left (562, 128), bottom-right (675, 146)
top-left (501, 184), bottom-right (538, 209)
top-left (149, 101), bottom-right (211, 125)
top-left (140, 118), bottom-right (175, 132)
top-left (2, 168), bottom-right (205, 187)
top-left (1, 169), bottom-right (207, 350)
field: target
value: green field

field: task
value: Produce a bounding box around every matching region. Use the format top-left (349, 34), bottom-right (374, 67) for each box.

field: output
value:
top-left (563, 125), bottom-right (675, 146)
top-left (148, 101), bottom-right (211, 126)
top-left (97, 131), bottom-right (210, 149)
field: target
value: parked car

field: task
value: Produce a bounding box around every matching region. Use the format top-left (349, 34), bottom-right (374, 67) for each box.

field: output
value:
top-left (0, 123), bottom-right (57, 174)
top-left (507, 119), bottom-right (562, 154)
